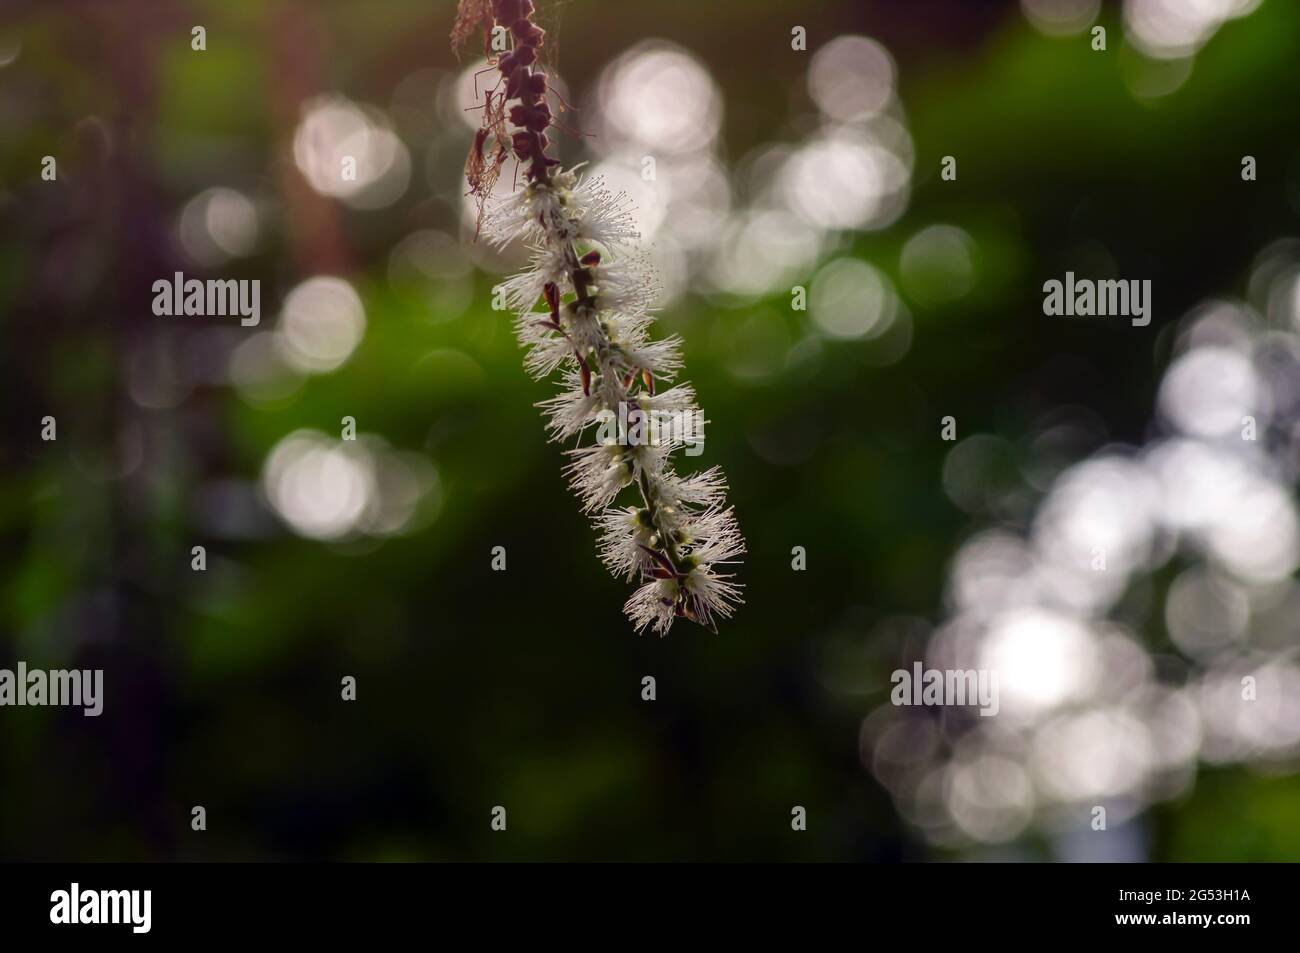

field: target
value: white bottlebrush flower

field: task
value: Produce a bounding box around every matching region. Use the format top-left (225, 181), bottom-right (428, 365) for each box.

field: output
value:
top-left (563, 440), bottom-right (669, 514)
top-left (592, 254), bottom-right (662, 316)
top-left (619, 335), bottom-right (684, 380)
top-left (481, 174), bottom-right (578, 250)
top-left (497, 245), bottom-right (567, 314)
top-left (572, 174), bottom-right (641, 249)
top-left (562, 442), bottom-right (633, 513)
top-left (486, 170), bottom-right (639, 253)
top-left (491, 172), bottom-right (745, 633)
top-left (597, 505), bottom-right (656, 581)
top-left (460, 12), bottom-right (743, 635)
top-left (659, 466), bottom-right (729, 509)
top-left (480, 188), bottom-right (536, 249)
top-left (624, 578), bottom-right (680, 636)
top-left (680, 563), bottom-right (743, 628)
top-left (566, 303), bottom-right (613, 354)
top-left (517, 324), bottom-right (574, 380)
top-left (638, 382), bottom-right (697, 415)
top-left (684, 505), bottom-right (746, 566)
top-left (536, 368), bottom-right (602, 440)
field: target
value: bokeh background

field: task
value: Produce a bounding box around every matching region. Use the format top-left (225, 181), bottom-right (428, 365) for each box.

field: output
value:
top-left (3, 0), bottom-right (1300, 861)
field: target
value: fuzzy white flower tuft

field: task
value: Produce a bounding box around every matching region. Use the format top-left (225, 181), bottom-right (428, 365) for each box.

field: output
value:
top-left (592, 254), bottom-right (662, 316)
top-left (572, 174), bottom-right (641, 249)
top-left (460, 14), bottom-right (743, 635)
top-left (489, 168), bottom-right (745, 633)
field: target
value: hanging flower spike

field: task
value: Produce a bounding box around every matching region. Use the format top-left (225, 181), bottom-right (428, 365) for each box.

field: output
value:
top-left (452, 0), bottom-right (744, 635)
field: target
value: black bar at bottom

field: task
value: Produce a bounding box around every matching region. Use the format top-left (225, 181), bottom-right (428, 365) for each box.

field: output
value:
top-left (0, 861), bottom-right (1286, 941)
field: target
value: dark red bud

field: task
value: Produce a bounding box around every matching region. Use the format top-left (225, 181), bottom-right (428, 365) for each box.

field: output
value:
top-left (524, 72), bottom-right (548, 98)
top-left (509, 102), bottom-right (551, 132)
top-left (494, 0), bottom-right (526, 22)
top-left (511, 130), bottom-right (534, 158)
top-left (580, 250), bottom-right (601, 266)
top-left (505, 75), bottom-right (523, 101)
top-left (512, 21), bottom-right (545, 47)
